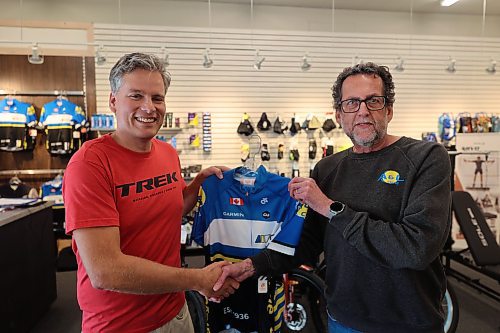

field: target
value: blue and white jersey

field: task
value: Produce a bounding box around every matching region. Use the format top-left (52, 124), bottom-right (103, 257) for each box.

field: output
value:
top-left (0, 98), bottom-right (37, 151)
top-left (40, 99), bottom-right (86, 129)
top-left (192, 165), bottom-right (307, 262)
top-left (41, 175), bottom-right (64, 208)
top-left (0, 98), bottom-right (37, 127)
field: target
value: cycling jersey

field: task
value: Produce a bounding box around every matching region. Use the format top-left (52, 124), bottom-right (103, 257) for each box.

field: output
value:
top-left (41, 175), bottom-right (64, 208)
top-left (40, 99), bottom-right (86, 155)
top-left (192, 165), bottom-right (307, 332)
top-left (0, 98), bottom-right (37, 151)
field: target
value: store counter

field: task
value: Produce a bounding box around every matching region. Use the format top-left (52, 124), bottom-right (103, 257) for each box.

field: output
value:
top-left (0, 201), bottom-right (57, 333)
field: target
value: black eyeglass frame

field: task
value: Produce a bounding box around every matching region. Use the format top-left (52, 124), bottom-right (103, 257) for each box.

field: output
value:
top-left (338, 96), bottom-right (387, 113)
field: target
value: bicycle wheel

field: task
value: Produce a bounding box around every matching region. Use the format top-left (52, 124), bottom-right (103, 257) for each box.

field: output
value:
top-left (443, 282), bottom-right (459, 333)
top-left (283, 268), bottom-right (328, 333)
top-left (185, 290), bottom-right (207, 333)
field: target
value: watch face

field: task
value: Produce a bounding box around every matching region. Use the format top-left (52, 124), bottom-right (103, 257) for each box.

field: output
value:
top-left (330, 201), bottom-right (344, 212)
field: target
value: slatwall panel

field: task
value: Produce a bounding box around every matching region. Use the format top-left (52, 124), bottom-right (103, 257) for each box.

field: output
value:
top-left (94, 23), bottom-right (500, 176)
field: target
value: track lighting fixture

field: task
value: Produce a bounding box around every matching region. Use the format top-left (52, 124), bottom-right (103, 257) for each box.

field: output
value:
top-left (253, 49), bottom-right (265, 70)
top-left (203, 48), bottom-right (213, 68)
top-left (446, 57), bottom-right (456, 73)
top-left (301, 53), bottom-right (311, 71)
top-left (28, 42), bottom-right (44, 65)
top-left (394, 56), bottom-right (405, 72)
top-left (160, 47), bottom-right (170, 67)
top-left (440, 0), bottom-right (460, 6)
top-left (486, 59), bottom-right (496, 74)
top-left (95, 45), bottom-right (106, 66)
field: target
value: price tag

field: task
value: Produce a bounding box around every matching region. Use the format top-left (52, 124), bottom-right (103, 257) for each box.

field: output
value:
top-left (257, 276), bottom-right (268, 293)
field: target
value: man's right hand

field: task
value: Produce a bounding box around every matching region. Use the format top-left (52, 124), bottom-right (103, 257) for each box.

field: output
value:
top-left (213, 258), bottom-right (255, 292)
top-left (196, 261), bottom-right (240, 299)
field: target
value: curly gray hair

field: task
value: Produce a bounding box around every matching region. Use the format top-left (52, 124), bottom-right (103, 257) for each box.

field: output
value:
top-left (331, 62), bottom-right (395, 110)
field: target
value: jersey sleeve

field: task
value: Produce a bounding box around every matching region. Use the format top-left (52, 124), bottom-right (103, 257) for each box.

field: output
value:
top-left (267, 200), bottom-right (307, 255)
top-left (39, 105), bottom-right (47, 125)
top-left (72, 105), bottom-right (87, 128)
top-left (63, 157), bottom-right (120, 235)
top-left (26, 105), bottom-right (37, 127)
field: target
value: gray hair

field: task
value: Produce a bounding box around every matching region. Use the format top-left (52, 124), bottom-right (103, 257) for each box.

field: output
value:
top-left (109, 52), bottom-right (171, 94)
top-left (331, 62), bottom-right (395, 110)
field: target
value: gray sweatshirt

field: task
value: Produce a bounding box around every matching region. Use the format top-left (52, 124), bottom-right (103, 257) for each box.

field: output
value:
top-left (252, 137), bottom-right (451, 333)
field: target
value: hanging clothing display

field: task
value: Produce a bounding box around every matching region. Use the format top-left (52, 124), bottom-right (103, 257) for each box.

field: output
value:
top-left (192, 165), bottom-right (307, 332)
top-left (0, 98), bottom-right (38, 151)
top-left (40, 98), bottom-right (87, 155)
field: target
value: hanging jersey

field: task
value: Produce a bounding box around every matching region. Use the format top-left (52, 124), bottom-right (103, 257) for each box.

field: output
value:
top-left (40, 99), bottom-right (86, 154)
top-left (41, 175), bottom-right (64, 208)
top-left (192, 165), bottom-right (307, 332)
top-left (0, 98), bottom-right (37, 151)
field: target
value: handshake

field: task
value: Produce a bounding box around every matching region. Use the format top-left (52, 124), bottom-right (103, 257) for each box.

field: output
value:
top-left (196, 258), bottom-right (256, 301)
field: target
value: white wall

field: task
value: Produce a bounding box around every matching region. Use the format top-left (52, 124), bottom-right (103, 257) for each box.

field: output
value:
top-left (93, 24), bottom-right (500, 175)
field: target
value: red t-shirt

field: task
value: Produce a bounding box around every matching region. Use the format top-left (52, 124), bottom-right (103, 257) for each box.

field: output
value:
top-left (64, 134), bottom-right (186, 333)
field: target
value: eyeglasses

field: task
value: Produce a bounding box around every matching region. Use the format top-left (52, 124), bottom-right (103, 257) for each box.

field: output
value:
top-left (339, 96), bottom-right (387, 113)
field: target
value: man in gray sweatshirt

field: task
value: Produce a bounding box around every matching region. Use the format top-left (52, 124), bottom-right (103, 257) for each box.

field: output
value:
top-left (214, 62), bottom-right (451, 333)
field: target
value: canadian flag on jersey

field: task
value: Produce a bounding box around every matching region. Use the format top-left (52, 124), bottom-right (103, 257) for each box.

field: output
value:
top-left (230, 197), bottom-right (244, 206)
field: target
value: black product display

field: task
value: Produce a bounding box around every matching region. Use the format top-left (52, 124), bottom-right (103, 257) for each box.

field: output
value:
top-left (237, 113), bottom-right (254, 136)
top-left (261, 143), bottom-right (270, 161)
top-left (277, 143), bottom-right (284, 159)
top-left (289, 117), bottom-right (301, 135)
top-left (256, 112), bottom-right (272, 131)
top-left (322, 118), bottom-right (337, 132)
top-left (290, 149), bottom-right (300, 161)
top-left (308, 139), bottom-right (317, 159)
top-left (323, 144), bottom-right (334, 157)
top-left (273, 116), bottom-right (288, 134)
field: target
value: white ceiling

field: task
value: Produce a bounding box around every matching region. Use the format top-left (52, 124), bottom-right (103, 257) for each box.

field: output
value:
top-left (199, 0), bottom-right (500, 15)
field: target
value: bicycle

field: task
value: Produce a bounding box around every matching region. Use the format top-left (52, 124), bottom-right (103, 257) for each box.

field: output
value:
top-left (283, 266), bottom-right (328, 333)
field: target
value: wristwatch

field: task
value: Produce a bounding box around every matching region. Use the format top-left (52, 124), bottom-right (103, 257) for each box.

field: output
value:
top-left (327, 201), bottom-right (345, 219)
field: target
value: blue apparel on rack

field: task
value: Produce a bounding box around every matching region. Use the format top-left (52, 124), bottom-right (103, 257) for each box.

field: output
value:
top-left (40, 98), bottom-right (87, 154)
top-left (0, 98), bottom-right (37, 151)
top-left (41, 175), bottom-right (64, 208)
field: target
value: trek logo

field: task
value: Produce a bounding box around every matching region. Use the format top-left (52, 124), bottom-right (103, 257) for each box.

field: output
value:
top-left (230, 197), bottom-right (244, 206)
top-left (467, 207), bottom-right (489, 246)
top-left (378, 170), bottom-right (405, 185)
top-left (116, 172), bottom-right (179, 197)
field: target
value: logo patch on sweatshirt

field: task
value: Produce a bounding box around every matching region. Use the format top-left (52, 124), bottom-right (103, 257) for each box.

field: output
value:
top-left (378, 170), bottom-right (405, 185)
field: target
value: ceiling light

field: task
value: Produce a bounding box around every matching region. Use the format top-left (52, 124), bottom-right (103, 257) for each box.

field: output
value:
top-left (160, 47), bottom-right (169, 67)
top-left (486, 59), bottom-right (496, 74)
top-left (394, 56), bottom-right (405, 72)
top-left (301, 53), bottom-right (311, 71)
top-left (95, 45), bottom-right (106, 66)
top-left (446, 57), bottom-right (456, 73)
top-left (440, 0), bottom-right (460, 7)
top-left (253, 49), bottom-right (265, 70)
top-left (28, 42), bottom-right (44, 65)
top-left (203, 48), bottom-right (213, 68)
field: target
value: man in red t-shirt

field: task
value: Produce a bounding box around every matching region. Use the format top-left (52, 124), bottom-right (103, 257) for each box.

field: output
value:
top-left (63, 52), bottom-right (238, 333)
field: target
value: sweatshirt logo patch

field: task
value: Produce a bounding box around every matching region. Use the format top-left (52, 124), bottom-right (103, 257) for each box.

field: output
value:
top-left (378, 170), bottom-right (405, 185)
